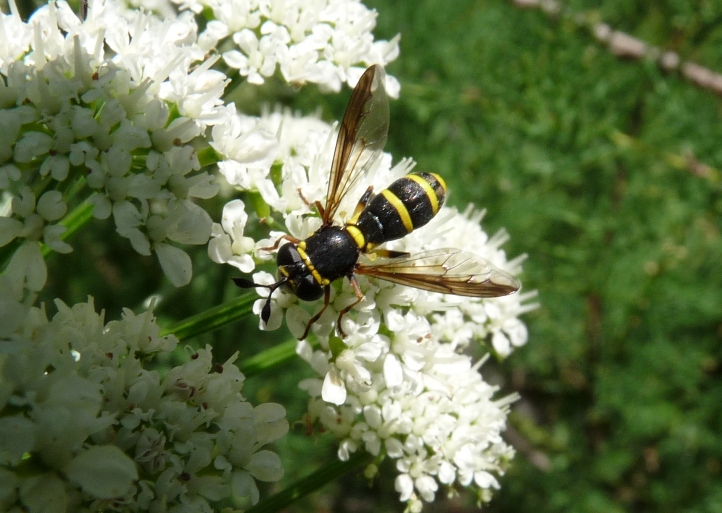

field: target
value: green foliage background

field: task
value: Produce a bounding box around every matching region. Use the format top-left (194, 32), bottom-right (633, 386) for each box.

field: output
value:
top-left (22, 0), bottom-right (722, 511)
top-left (365, 1), bottom-right (722, 512)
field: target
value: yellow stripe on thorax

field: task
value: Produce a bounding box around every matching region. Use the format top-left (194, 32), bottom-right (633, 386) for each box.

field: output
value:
top-left (407, 173), bottom-right (445, 215)
top-left (381, 189), bottom-right (413, 233)
top-left (345, 225), bottom-right (366, 249)
top-left (296, 243), bottom-right (329, 285)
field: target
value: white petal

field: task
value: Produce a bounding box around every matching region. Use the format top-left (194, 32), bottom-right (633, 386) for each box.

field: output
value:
top-left (0, 217), bottom-right (23, 247)
top-left (155, 242), bottom-right (192, 286)
top-left (438, 461), bottom-right (456, 485)
top-left (6, 242), bottom-right (46, 292)
top-left (321, 367), bottom-right (346, 405)
top-left (12, 186), bottom-right (35, 217)
top-left (385, 437), bottom-right (404, 458)
top-left (246, 450), bottom-right (283, 482)
top-left (36, 191), bottom-right (67, 221)
top-left (188, 475), bottom-right (226, 501)
top-left (220, 199), bottom-right (248, 235)
top-left (222, 49), bottom-right (248, 69)
top-left (231, 470), bottom-right (259, 504)
top-left (88, 193), bottom-right (112, 220)
top-left (127, 228), bottom-right (152, 256)
top-left (415, 475), bottom-right (438, 502)
top-left (503, 317), bottom-right (529, 347)
top-left (43, 224), bottom-right (73, 254)
top-left (395, 473), bottom-right (414, 502)
top-left (491, 330), bottom-right (511, 356)
top-left (227, 253), bottom-right (255, 273)
top-left (337, 439), bottom-right (357, 461)
top-left (0, 415), bottom-right (36, 465)
top-left (383, 353), bottom-right (403, 387)
top-left (14, 131), bottom-right (53, 163)
top-left (19, 473), bottom-right (68, 513)
top-left (474, 471), bottom-right (500, 489)
top-left (165, 201), bottom-right (213, 245)
top-left (363, 405), bottom-right (382, 429)
top-left (64, 445), bottom-right (138, 499)
top-left (208, 232), bottom-right (233, 264)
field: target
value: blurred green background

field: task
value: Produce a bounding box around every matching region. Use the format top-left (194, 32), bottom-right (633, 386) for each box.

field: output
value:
top-left (365, 1), bottom-right (722, 512)
top-left (24, 0), bottom-right (722, 511)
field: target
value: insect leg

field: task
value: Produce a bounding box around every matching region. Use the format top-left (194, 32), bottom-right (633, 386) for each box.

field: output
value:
top-left (300, 285), bottom-right (331, 340)
top-left (296, 187), bottom-right (326, 219)
top-left (348, 186), bottom-right (375, 223)
top-left (335, 274), bottom-right (365, 338)
top-left (258, 233), bottom-right (301, 253)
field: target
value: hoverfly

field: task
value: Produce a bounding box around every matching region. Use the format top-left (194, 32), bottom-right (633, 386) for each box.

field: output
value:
top-left (234, 65), bottom-right (520, 340)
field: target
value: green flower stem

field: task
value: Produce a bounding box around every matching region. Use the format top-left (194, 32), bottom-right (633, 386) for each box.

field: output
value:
top-left (238, 336), bottom-right (319, 378)
top-left (160, 292), bottom-right (257, 341)
top-left (160, 293), bottom-right (321, 377)
top-left (197, 145), bottom-right (222, 167)
top-left (245, 451), bottom-right (374, 513)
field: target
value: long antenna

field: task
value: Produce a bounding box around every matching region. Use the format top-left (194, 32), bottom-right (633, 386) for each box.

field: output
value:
top-left (233, 277), bottom-right (287, 323)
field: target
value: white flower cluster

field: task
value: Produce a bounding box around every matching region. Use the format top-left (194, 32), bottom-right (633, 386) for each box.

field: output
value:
top-left (0, 0), bottom-right (226, 289)
top-left (210, 108), bottom-right (538, 507)
top-left (211, 108), bottom-right (537, 350)
top-left (178, 0), bottom-right (401, 95)
top-left (299, 333), bottom-right (516, 512)
top-left (0, 279), bottom-right (288, 512)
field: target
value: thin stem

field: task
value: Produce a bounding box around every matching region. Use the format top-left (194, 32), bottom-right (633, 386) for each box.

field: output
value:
top-left (160, 295), bottom-right (319, 377)
top-left (197, 145), bottom-right (222, 167)
top-left (160, 292), bottom-right (257, 341)
top-left (238, 337), bottom-right (319, 378)
top-left (245, 451), bottom-right (374, 513)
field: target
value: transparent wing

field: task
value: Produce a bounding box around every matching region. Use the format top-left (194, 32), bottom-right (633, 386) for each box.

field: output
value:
top-left (323, 65), bottom-right (389, 224)
top-left (356, 248), bottom-right (521, 297)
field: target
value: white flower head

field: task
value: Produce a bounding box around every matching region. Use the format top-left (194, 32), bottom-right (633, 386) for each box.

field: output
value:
top-left (0, 294), bottom-right (288, 510)
top-left (300, 315), bottom-right (518, 507)
top-left (214, 107), bottom-right (535, 352)
top-left (0, 0), bottom-right (230, 289)
top-left (173, 0), bottom-right (401, 95)
top-left (211, 103), bottom-right (536, 505)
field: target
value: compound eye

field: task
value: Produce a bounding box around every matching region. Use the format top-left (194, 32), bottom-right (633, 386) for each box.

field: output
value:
top-left (276, 243), bottom-right (302, 267)
top-left (294, 275), bottom-right (324, 301)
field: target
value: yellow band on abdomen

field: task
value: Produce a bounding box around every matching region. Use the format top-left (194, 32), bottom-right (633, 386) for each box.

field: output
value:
top-left (381, 189), bottom-right (413, 233)
top-left (407, 173), bottom-right (444, 215)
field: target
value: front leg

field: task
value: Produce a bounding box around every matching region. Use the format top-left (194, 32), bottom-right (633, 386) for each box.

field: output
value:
top-left (258, 233), bottom-right (301, 253)
top-left (300, 286), bottom-right (331, 340)
top-left (297, 187), bottom-right (326, 219)
top-left (335, 274), bottom-right (365, 338)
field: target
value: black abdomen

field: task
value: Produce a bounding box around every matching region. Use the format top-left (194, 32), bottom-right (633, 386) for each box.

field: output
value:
top-left (353, 172), bottom-right (446, 248)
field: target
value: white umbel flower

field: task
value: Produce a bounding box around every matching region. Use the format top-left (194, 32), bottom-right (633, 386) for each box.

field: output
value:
top-left (299, 317), bottom-right (517, 508)
top-left (213, 108), bottom-right (536, 350)
top-left (174, 0), bottom-right (401, 95)
top-left (0, 281), bottom-right (288, 511)
top-left (0, 0), bottom-right (232, 289)
top-left (212, 107), bottom-right (536, 506)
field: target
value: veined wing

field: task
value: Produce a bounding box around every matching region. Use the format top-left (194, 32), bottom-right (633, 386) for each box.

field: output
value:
top-left (356, 248), bottom-right (521, 297)
top-left (323, 65), bottom-right (389, 224)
